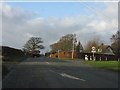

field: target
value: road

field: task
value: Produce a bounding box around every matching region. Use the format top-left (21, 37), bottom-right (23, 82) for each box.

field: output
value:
top-left (2, 56), bottom-right (119, 88)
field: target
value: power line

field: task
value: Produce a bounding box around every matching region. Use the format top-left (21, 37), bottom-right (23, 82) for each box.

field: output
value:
top-left (81, 2), bottom-right (118, 29)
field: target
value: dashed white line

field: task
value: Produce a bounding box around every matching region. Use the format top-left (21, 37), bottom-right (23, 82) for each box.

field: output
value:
top-left (49, 70), bottom-right (58, 74)
top-left (60, 73), bottom-right (86, 81)
top-left (49, 70), bottom-right (86, 81)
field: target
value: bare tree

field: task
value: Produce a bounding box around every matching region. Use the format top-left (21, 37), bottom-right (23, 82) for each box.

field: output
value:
top-left (110, 30), bottom-right (120, 55)
top-left (84, 36), bottom-right (102, 53)
top-left (50, 34), bottom-right (78, 52)
top-left (75, 41), bottom-right (84, 52)
top-left (23, 37), bottom-right (44, 54)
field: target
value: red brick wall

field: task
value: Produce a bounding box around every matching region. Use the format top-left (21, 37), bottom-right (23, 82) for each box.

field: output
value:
top-left (49, 51), bottom-right (79, 59)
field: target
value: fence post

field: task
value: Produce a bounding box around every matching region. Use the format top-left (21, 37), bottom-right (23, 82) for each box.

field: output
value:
top-left (90, 56), bottom-right (92, 60)
top-left (93, 56), bottom-right (96, 61)
top-left (100, 57), bottom-right (101, 61)
top-left (106, 57), bottom-right (107, 61)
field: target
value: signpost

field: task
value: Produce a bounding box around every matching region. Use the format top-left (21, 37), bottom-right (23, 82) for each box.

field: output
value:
top-left (91, 46), bottom-right (96, 61)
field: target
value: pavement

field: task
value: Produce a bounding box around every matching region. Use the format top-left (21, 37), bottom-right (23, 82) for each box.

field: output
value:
top-left (2, 56), bottom-right (119, 88)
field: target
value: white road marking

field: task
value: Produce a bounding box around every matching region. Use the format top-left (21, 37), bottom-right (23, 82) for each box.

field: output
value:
top-left (49, 70), bottom-right (86, 81)
top-left (46, 62), bottom-right (50, 65)
top-left (60, 73), bottom-right (86, 81)
top-left (49, 70), bottom-right (60, 75)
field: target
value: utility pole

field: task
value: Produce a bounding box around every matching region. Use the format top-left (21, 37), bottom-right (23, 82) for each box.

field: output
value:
top-left (117, 30), bottom-right (120, 61)
top-left (58, 50), bottom-right (60, 59)
top-left (72, 42), bottom-right (74, 59)
top-left (72, 34), bottom-right (76, 59)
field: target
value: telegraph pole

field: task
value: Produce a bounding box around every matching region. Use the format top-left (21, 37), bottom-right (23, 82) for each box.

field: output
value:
top-left (117, 30), bottom-right (120, 61)
top-left (58, 50), bottom-right (60, 59)
top-left (72, 34), bottom-right (76, 59)
top-left (72, 41), bottom-right (74, 59)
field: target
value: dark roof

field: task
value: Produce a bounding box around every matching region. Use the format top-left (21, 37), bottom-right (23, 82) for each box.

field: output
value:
top-left (104, 46), bottom-right (114, 55)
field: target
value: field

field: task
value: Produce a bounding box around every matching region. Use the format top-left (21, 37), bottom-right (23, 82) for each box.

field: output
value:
top-left (84, 61), bottom-right (120, 72)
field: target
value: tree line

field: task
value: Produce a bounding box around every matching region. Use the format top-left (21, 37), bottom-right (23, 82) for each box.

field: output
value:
top-left (50, 34), bottom-right (83, 52)
top-left (22, 30), bottom-right (120, 56)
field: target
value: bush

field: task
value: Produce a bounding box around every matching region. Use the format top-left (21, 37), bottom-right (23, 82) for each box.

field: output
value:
top-left (2, 65), bottom-right (9, 79)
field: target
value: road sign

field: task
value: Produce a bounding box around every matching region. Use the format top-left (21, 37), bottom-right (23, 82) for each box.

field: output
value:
top-left (92, 46), bottom-right (96, 51)
top-left (91, 50), bottom-right (96, 53)
top-left (91, 46), bottom-right (96, 52)
top-left (91, 46), bottom-right (96, 61)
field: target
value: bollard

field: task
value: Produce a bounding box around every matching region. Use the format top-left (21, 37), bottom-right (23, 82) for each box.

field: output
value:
top-left (85, 55), bottom-right (88, 61)
top-left (93, 57), bottom-right (96, 61)
top-left (106, 57), bottom-right (107, 61)
top-left (100, 57), bottom-right (101, 61)
top-left (90, 56), bottom-right (92, 61)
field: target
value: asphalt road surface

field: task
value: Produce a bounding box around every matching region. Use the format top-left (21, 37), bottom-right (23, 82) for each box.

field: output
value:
top-left (2, 56), bottom-right (119, 88)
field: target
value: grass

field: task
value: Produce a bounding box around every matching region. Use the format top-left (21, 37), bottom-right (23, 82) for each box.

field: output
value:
top-left (59, 58), bottom-right (79, 60)
top-left (84, 61), bottom-right (120, 72)
top-left (51, 57), bottom-right (79, 60)
top-left (2, 56), bottom-right (29, 79)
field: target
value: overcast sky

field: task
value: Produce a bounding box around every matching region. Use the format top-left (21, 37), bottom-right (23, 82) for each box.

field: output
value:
top-left (0, 0), bottom-right (118, 54)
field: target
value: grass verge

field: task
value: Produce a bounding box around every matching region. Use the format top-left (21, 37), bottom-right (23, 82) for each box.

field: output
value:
top-left (83, 61), bottom-right (120, 72)
top-left (51, 57), bottom-right (79, 60)
top-left (2, 56), bottom-right (29, 79)
top-left (2, 65), bottom-right (9, 79)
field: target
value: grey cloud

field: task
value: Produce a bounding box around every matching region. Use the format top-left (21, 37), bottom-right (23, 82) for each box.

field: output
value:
top-left (2, 3), bottom-right (118, 53)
